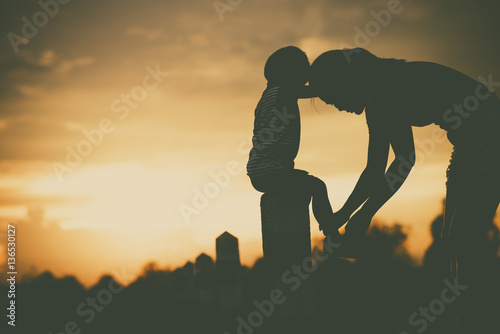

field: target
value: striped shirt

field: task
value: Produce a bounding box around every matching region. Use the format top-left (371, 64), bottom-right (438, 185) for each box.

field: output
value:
top-left (246, 86), bottom-right (301, 178)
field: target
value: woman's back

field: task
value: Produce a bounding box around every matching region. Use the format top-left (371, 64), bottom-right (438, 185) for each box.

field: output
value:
top-left (372, 60), bottom-right (500, 144)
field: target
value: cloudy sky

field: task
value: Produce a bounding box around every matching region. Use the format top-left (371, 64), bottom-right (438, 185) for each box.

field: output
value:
top-left (0, 0), bottom-right (499, 286)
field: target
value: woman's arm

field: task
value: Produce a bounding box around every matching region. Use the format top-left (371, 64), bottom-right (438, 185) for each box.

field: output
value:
top-left (360, 124), bottom-right (415, 216)
top-left (344, 123), bottom-right (415, 237)
top-left (335, 123), bottom-right (391, 223)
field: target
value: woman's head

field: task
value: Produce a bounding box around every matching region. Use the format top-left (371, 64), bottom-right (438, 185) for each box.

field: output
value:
top-left (264, 46), bottom-right (310, 87)
top-left (310, 48), bottom-right (380, 115)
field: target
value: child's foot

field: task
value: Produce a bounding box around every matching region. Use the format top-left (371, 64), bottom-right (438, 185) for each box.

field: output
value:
top-left (328, 229), bottom-right (342, 243)
top-left (335, 233), bottom-right (362, 259)
top-left (320, 224), bottom-right (342, 242)
top-left (322, 230), bottom-right (342, 258)
top-left (321, 225), bottom-right (342, 259)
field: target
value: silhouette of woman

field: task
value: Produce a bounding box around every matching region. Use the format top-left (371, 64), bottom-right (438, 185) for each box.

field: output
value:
top-left (309, 48), bottom-right (500, 333)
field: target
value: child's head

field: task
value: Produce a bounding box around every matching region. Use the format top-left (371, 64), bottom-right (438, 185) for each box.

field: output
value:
top-left (264, 46), bottom-right (310, 87)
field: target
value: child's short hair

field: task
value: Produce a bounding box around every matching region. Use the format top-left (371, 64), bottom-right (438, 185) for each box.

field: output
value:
top-left (264, 46), bottom-right (310, 85)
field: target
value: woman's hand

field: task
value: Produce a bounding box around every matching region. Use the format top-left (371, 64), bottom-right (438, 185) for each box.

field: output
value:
top-left (332, 209), bottom-right (351, 228)
top-left (344, 210), bottom-right (373, 239)
top-left (321, 209), bottom-right (351, 237)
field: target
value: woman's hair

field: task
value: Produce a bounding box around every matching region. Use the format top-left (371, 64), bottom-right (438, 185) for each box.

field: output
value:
top-left (264, 46), bottom-right (310, 85)
top-left (310, 48), bottom-right (405, 91)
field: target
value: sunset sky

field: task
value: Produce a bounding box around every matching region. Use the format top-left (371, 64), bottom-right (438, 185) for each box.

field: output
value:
top-left (1, 0), bottom-right (499, 286)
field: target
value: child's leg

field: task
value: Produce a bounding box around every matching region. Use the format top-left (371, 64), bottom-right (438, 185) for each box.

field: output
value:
top-left (303, 175), bottom-right (335, 229)
top-left (251, 170), bottom-right (336, 230)
top-left (285, 172), bottom-right (338, 232)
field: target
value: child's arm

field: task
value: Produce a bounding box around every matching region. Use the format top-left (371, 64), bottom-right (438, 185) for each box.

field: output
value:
top-left (297, 85), bottom-right (318, 99)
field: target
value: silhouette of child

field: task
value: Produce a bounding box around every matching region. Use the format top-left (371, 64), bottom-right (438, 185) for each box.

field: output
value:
top-left (247, 46), bottom-right (338, 236)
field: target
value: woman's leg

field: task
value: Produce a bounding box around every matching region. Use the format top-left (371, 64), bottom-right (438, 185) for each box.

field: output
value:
top-left (441, 185), bottom-right (460, 334)
top-left (443, 179), bottom-right (500, 334)
top-left (442, 185), bottom-right (458, 282)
